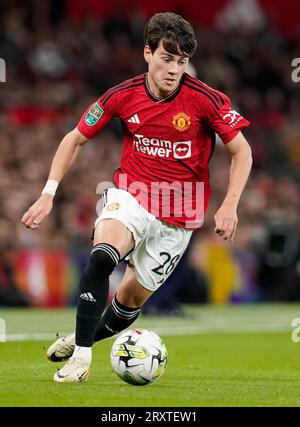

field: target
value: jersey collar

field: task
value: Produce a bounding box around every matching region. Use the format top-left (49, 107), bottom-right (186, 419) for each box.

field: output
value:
top-left (144, 73), bottom-right (183, 103)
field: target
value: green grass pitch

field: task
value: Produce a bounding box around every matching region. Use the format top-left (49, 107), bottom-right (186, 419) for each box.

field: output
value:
top-left (0, 304), bottom-right (300, 407)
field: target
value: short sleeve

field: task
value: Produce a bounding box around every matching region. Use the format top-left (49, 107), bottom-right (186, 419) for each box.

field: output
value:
top-left (206, 93), bottom-right (250, 144)
top-left (77, 92), bottom-right (119, 139)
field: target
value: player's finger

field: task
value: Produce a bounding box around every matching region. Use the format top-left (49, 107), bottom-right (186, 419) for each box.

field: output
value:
top-left (29, 223), bottom-right (39, 230)
top-left (222, 222), bottom-right (232, 240)
top-left (215, 220), bottom-right (225, 236)
top-left (225, 221), bottom-right (236, 242)
top-left (21, 211), bottom-right (32, 224)
top-left (215, 228), bottom-right (225, 236)
top-left (230, 223), bottom-right (238, 242)
top-left (27, 217), bottom-right (41, 229)
top-left (23, 215), bottom-right (35, 227)
top-left (222, 219), bottom-right (237, 241)
top-left (29, 218), bottom-right (45, 229)
top-left (32, 212), bottom-right (46, 225)
top-left (223, 227), bottom-right (233, 241)
top-left (218, 220), bottom-right (231, 237)
top-left (23, 211), bottom-right (41, 228)
top-left (29, 213), bottom-right (45, 228)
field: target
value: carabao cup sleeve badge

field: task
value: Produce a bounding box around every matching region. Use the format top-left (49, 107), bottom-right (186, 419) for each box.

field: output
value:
top-left (85, 102), bottom-right (104, 126)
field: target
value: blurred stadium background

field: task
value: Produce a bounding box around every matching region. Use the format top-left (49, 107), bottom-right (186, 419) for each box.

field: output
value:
top-left (0, 0), bottom-right (300, 312)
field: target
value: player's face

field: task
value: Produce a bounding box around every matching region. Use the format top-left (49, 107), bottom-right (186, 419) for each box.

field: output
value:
top-left (144, 40), bottom-right (189, 98)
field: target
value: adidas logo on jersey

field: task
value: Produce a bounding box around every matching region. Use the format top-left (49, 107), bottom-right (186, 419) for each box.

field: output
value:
top-left (80, 292), bottom-right (96, 302)
top-left (128, 114), bottom-right (140, 124)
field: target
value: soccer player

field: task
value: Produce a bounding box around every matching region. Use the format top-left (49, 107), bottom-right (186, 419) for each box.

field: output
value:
top-left (21, 12), bottom-right (252, 383)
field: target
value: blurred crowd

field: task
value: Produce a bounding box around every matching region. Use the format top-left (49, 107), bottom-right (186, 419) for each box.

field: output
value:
top-left (1, 0), bottom-right (300, 305)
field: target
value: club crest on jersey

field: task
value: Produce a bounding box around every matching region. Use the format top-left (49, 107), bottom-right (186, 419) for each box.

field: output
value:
top-left (85, 102), bottom-right (104, 126)
top-left (172, 112), bottom-right (191, 132)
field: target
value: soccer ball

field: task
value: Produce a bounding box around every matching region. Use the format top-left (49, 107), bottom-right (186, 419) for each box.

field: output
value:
top-left (110, 329), bottom-right (168, 386)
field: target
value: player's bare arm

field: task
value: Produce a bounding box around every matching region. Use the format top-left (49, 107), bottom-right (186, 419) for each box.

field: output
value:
top-left (214, 131), bottom-right (253, 242)
top-left (21, 128), bottom-right (89, 230)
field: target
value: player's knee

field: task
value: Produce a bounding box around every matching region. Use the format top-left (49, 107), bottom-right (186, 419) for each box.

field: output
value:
top-left (89, 243), bottom-right (120, 277)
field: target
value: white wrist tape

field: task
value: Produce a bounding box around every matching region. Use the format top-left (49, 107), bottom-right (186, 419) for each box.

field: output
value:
top-left (41, 179), bottom-right (59, 196)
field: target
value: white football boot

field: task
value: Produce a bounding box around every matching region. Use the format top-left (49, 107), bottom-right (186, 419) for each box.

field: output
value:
top-left (47, 333), bottom-right (75, 362)
top-left (53, 356), bottom-right (90, 383)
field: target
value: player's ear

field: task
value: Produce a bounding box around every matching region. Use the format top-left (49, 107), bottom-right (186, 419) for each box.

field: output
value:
top-left (144, 45), bottom-right (152, 64)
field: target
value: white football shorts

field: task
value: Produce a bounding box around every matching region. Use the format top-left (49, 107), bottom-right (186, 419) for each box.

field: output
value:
top-left (94, 188), bottom-right (193, 292)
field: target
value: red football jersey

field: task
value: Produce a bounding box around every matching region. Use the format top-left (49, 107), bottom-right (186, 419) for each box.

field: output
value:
top-left (77, 72), bottom-right (250, 229)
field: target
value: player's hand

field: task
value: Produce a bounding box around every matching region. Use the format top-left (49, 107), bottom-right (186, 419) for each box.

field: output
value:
top-left (214, 203), bottom-right (238, 242)
top-left (21, 194), bottom-right (54, 230)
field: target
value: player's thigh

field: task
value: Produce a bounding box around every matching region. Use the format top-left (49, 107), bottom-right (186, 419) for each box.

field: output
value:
top-left (116, 265), bottom-right (153, 308)
top-left (128, 223), bottom-right (193, 292)
top-left (93, 218), bottom-right (135, 259)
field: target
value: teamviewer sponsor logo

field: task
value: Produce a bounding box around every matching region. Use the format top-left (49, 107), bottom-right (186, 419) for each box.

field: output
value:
top-left (173, 141), bottom-right (191, 159)
top-left (133, 134), bottom-right (192, 159)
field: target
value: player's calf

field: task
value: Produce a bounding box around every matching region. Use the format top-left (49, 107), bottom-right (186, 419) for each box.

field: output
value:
top-left (76, 243), bottom-right (120, 347)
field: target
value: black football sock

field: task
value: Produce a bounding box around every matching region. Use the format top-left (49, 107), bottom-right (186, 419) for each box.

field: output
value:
top-left (94, 295), bottom-right (141, 342)
top-left (76, 243), bottom-right (120, 347)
